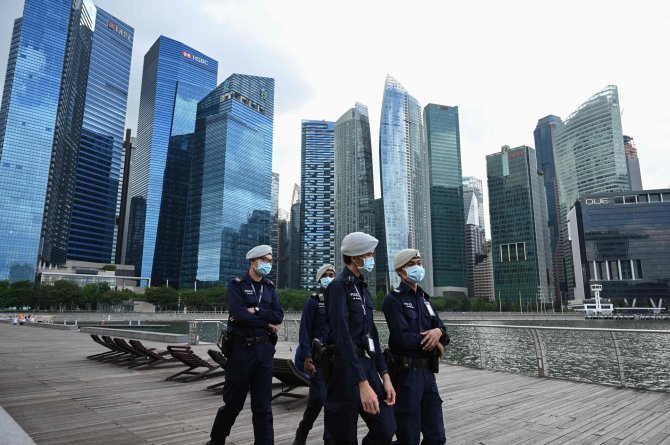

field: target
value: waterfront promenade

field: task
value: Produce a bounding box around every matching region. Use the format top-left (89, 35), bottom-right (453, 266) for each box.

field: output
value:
top-left (1, 323), bottom-right (670, 444)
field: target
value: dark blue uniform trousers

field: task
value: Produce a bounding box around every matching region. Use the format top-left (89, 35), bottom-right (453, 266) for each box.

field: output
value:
top-left (391, 367), bottom-right (445, 445)
top-left (210, 342), bottom-right (274, 444)
top-left (325, 355), bottom-right (396, 444)
top-left (298, 368), bottom-right (331, 439)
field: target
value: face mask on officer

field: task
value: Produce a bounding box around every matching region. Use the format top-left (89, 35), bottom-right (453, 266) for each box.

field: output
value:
top-left (356, 255), bottom-right (375, 273)
top-left (403, 264), bottom-right (425, 283)
top-left (320, 277), bottom-right (333, 288)
top-left (255, 258), bottom-right (272, 277)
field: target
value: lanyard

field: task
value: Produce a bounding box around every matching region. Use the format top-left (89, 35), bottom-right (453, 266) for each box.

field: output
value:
top-left (250, 283), bottom-right (264, 304)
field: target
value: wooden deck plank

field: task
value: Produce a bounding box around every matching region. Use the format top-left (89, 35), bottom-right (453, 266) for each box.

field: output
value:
top-left (1, 323), bottom-right (670, 444)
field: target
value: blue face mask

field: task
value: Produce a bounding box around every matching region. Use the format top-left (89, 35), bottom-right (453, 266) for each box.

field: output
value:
top-left (256, 260), bottom-right (272, 277)
top-left (360, 257), bottom-right (375, 273)
top-left (404, 265), bottom-right (425, 283)
top-left (320, 277), bottom-right (333, 288)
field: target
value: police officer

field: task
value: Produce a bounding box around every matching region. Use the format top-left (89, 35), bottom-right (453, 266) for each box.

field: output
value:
top-left (382, 249), bottom-right (448, 445)
top-left (207, 245), bottom-right (284, 445)
top-left (324, 231), bottom-right (396, 444)
top-left (293, 263), bottom-right (336, 445)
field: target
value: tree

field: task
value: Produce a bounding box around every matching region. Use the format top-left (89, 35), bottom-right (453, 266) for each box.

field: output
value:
top-left (144, 286), bottom-right (179, 310)
top-left (81, 282), bottom-right (110, 310)
top-left (44, 280), bottom-right (82, 310)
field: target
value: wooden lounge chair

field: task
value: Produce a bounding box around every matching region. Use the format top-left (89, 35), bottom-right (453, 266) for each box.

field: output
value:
top-left (87, 334), bottom-right (126, 360)
top-left (165, 345), bottom-right (222, 382)
top-left (99, 335), bottom-right (138, 364)
top-left (205, 349), bottom-right (228, 391)
top-left (271, 358), bottom-right (310, 409)
top-left (113, 337), bottom-right (156, 368)
top-left (128, 339), bottom-right (177, 369)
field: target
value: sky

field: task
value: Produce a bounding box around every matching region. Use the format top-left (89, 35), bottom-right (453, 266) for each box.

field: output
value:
top-left (1, 0), bottom-right (669, 232)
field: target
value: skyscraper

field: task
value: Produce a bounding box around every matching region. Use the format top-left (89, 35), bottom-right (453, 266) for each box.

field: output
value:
top-left (66, 8), bottom-right (134, 263)
top-left (533, 115), bottom-right (565, 302)
top-left (125, 36), bottom-right (217, 283)
top-left (276, 208), bottom-right (289, 288)
top-left (115, 130), bottom-right (134, 264)
top-left (334, 103), bottom-right (375, 288)
top-left (487, 145), bottom-right (553, 306)
top-left (379, 75), bottom-right (433, 293)
top-left (180, 74), bottom-right (274, 288)
top-left (269, 172), bottom-right (280, 283)
top-left (0, 0), bottom-right (132, 281)
top-left (424, 103), bottom-right (467, 297)
top-left (299, 120), bottom-right (335, 290)
top-left (462, 176), bottom-right (486, 240)
top-left (623, 135), bottom-right (643, 191)
top-left (464, 193), bottom-right (485, 297)
top-left (288, 184), bottom-right (301, 289)
top-left (554, 86), bottom-right (629, 298)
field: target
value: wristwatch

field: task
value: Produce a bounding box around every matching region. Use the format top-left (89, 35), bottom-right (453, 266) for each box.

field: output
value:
top-left (254, 307), bottom-right (260, 313)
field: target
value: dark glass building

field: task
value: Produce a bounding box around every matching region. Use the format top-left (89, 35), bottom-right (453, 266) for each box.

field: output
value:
top-left (180, 74), bottom-right (274, 288)
top-left (288, 184), bottom-right (301, 289)
top-left (623, 135), bottom-right (643, 191)
top-left (568, 189), bottom-right (670, 305)
top-left (125, 36), bottom-right (217, 283)
top-left (67, 8), bottom-right (134, 263)
top-left (424, 103), bottom-right (467, 297)
top-left (0, 0), bottom-right (71, 281)
top-left (487, 146), bottom-right (553, 306)
top-left (534, 115), bottom-right (566, 301)
top-left (299, 120), bottom-right (335, 290)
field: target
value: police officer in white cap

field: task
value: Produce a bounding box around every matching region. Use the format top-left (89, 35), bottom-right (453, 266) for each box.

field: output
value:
top-left (382, 249), bottom-right (448, 445)
top-left (293, 263), bottom-right (336, 445)
top-left (324, 232), bottom-right (396, 444)
top-left (208, 244), bottom-right (284, 445)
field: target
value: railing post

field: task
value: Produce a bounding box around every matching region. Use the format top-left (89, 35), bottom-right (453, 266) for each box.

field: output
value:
top-left (610, 331), bottom-right (626, 387)
top-left (188, 320), bottom-right (200, 345)
top-left (530, 328), bottom-right (548, 377)
top-left (473, 326), bottom-right (486, 369)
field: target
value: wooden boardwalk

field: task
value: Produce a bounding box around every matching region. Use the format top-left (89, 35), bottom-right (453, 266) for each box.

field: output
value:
top-left (1, 323), bottom-right (670, 445)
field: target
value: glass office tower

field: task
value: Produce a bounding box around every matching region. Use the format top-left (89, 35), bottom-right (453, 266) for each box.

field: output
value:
top-left (623, 135), bottom-right (643, 191)
top-left (462, 176), bottom-right (486, 240)
top-left (299, 120), bottom-right (335, 290)
top-left (487, 146), bottom-right (553, 306)
top-left (533, 115), bottom-right (565, 301)
top-left (67, 8), bottom-right (133, 263)
top-left (180, 74), bottom-right (274, 288)
top-left (0, 0), bottom-right (72, 281)
top-left (379, 75), bottom-right (433, 293)
top-left (424, 103), bottom-right (467, 297)
top-left (555, 86), bottom-right (629, 298)
top-left (334, 103), bottom-right (376, 289)
top-left (125, 36), bottom-right (217, 283)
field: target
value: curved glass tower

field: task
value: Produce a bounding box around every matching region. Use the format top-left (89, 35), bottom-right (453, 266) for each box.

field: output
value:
top-left (334, 102), bottom-right (375, 290)
top-left (379, 75), bottom-right (433, 293)
top-left (555, 85), bottom-right (629, 298)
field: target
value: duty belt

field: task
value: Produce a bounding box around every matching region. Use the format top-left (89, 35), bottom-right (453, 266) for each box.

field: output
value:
top-left (232, 334), bottom-right (270, 347)
top-left (395, 354), bottom-right (432, 369)
top-left (356, 345), bottom-right (375, 358)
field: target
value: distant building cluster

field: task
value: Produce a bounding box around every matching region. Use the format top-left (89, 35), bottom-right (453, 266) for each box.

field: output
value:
top-left (0, 0), bottom-right (668, 310)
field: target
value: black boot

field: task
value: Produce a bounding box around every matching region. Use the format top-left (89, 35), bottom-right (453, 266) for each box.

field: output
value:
top-left (292, 426), bottom-right (309, 445)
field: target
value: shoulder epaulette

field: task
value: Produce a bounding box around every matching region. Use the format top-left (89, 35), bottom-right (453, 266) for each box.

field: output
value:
top-left (392, 288), bottom-right (401, 294)
top-left (310, 292), bottom-right (318, 298)
top-left (263, 278), bottom-right (275, 287)
top-left (232, 277), bottom-right (242, 283)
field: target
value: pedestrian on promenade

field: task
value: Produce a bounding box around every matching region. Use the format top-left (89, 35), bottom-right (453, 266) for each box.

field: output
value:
top-left (382, 249), bottom-right (449, 445)
top-left (207, 244), bottom-right (284, 445)
top-left (293, 263), bottom-right (336, 445)
top-left (324, 231), bottom-right (396, 444)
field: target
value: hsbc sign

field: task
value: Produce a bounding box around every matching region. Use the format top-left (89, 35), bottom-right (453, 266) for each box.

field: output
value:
top-left (584, 197), bottom-right (609, 205)
top-left (181, 51), bottom-right (209, 65)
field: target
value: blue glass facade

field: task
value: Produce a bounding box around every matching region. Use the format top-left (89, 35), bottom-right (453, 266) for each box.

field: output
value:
top-left (487, 146), bottom-right (553, 305)
top-left (67, 8), bottom-right (133, 263)
top-left (0, 0), bottom-right (72, 281)
top-left (299, 120), bottom-right (335, 290)
top-left (569, 189), bottom-right (670, 304)
top-left (125, 36), bottom-right (217, 281)
top-left (534, 115), bottom-right (565, 300)
top-left (180, 74), bottom-right (274, 288)
top-left (379, 75), bottom-right (433, 293)
top-left (424, 103), bottom-right (467, 296)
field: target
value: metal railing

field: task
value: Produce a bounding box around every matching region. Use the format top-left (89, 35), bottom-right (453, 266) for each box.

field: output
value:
top-left (435, 323), bottom-right (670, 392)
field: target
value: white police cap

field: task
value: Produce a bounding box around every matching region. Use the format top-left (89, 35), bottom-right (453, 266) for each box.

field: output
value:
top-left (245, 244), bottom-right (272, 260)
top-left (316, 263), bottom-right (336, 282)
top-left (393, 248), bottom-right (421, 270)
top-left (341, 232), bottom-right (378, 256)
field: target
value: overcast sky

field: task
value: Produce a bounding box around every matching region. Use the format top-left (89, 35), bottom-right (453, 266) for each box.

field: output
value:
top-left (1, 0), bottom-right (669, 226)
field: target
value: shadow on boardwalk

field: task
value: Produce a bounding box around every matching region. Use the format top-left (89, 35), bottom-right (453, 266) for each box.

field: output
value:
top-left (0, 322), bottom-right (669, 444)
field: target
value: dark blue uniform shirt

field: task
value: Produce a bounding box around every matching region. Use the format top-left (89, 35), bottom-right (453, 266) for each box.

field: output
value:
top-left (325, 267), bottom-right (388, 383)
top-left (382, 281), bottom-right (448, 358)
top-left (298, 291), bottom-right (329, 359)
top-left (227, 273), bottom-right (284, 338)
